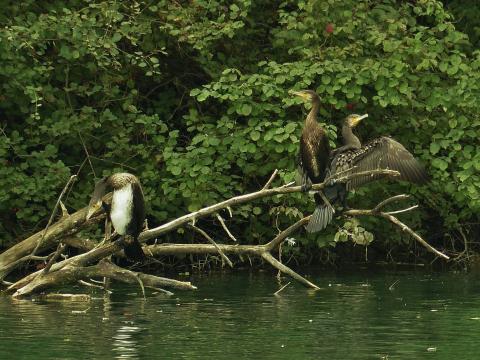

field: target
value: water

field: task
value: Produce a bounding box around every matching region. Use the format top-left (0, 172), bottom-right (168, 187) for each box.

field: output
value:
top-left (1, 269), bottom-right (480, 359)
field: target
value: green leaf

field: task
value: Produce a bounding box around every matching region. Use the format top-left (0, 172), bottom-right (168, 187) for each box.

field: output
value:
top-left (170, 166), bottom-right (182, 176)
top-left (432, 158), bottom-right (448, 171)
top-left (285, 123), bottom-right (296, 134)
top-left (208, 137), bottom-right (220, 146)
top-left (322, 75), bottom-right (331, 85)
top-left (197, 92), bottom-right (209, 102)
top-left (112, 33), bottom-right (122, 42)
top-left (239, 104), bottom-right (252, 116)
top-left (430, 142), bottom-right (440, 155)
top-left (250, 130), bottom-right (261, 141)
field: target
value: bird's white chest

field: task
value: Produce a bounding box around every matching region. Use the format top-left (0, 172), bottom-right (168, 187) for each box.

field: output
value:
top-left (110, 184), bottom-right (133, 235)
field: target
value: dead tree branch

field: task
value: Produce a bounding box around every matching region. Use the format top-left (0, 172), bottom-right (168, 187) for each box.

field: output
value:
top-left (188, 224), bottom-right (234, 268)
top-left (11, 259), bottom-right (196, 297)
top-left (0, 200), bottom-right (108, 278)
top-left (0, 169), bottom-right (397, 277)
top-left (138, 169), bottom-right (400, 243)
top-left (1, 169), bottom-right (448, 297)
top-left (215, 213), bottom-right (238, 242)
top-left (31, 175), bottom-right (78, 257)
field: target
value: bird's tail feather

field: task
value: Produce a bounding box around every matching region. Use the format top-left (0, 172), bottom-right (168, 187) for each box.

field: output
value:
top-left (305, 184), bottom-right (344, 233)
top-left (306, 203), bottom-right (333, 233)
top-left (123, 237), bottom-right (146, 262)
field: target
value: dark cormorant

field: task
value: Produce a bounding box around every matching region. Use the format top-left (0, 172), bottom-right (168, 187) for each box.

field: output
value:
top-left (308, 114), bottom-right (429, 232)
top-left (86, 172), bottom-right (146, 261)
top-left (291, 89), bottom-right (331, 232)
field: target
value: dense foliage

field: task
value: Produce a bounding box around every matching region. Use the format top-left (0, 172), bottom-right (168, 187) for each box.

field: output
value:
top-left (1, 0), bottom-right (479, 260)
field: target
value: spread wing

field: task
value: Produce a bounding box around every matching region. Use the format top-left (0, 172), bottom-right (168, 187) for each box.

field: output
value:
top-left (331, 136), bottom-right (429, 190)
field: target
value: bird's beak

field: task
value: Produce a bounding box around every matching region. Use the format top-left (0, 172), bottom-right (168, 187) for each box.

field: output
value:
top-left (351, 113), bottom-right (368, 127)
top-left (290, 90), bottom-right (308, 100)
top-left (86, 201), bottom-right (102, 220)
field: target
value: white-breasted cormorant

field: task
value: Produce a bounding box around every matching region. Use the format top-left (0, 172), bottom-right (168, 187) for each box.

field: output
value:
top-left (86, 172), bottom-right (146, 261)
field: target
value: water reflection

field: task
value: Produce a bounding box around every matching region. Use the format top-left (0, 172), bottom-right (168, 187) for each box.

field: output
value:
top-left (113, 324), bottom-right (141, 359)
top-left (1, 270), bottom-right (480, 359)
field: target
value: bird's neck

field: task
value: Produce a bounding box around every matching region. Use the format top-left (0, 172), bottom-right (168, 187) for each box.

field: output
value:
top-left (305, 96), bottom-right (320, 126)
top-left (342, 125), bottom-right (361, 149)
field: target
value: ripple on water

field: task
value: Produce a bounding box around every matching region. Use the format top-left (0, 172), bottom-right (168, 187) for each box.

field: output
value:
top-left (1, 270), bottom-right (480, 359)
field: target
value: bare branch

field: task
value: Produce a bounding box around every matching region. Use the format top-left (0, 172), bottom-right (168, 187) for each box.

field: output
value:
top-left (78, 280), bottom-right (112, 293)
top-left (274, 282), bottom-right (291, 296)
top-left (345, 206), bottom-right (449, 260)
top-left (140, 169), bottom-right (398, 243)
top-left (215, 213), bottom-right (238, 242)
top-left (385, 205), bottom-right (419, 215)
top-left (189, 224), bottom-right (234, 268)
top-left (62, 237), bottom-right (97, 253)
top-left (262, 169), bottom-right (279, 190)
top-left (43, 243), bottom-right (67, 274)
top-left (373, 194), bottom-right (410, 212)
top-left (78, 132), bottom-right (96, 178)
top-left (261, 253), bottom-right (320, 290)
top-left (2, 168), bottom-right (445, 297)
top-left (12, 260), bottom-right (196, 297)
top-left (31, 175), bottom-right (78, 257)
top-left (0, 198), bottom-right (108, 274)
top-left (265, 216), bottom-right (311, 251)
top-left (1, 169), bottom-right (397, 275)
top-left (0, 254), bottom-right (49, 281)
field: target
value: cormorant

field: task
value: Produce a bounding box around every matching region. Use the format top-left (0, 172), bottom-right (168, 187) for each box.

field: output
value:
top-left (308, 114), bottom-right (429, 232)
top-left (291, 89), bottom-right (332, 232)
top-left (86, 172), bottom-right (146, 261)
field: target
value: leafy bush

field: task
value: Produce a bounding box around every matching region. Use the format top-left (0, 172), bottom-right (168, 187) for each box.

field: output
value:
top-left (1, 0), bottom-right (478, 258)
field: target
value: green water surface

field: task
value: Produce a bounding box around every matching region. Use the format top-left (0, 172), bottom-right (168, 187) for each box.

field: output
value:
top-left (1, 269), bottom-right (479, 359)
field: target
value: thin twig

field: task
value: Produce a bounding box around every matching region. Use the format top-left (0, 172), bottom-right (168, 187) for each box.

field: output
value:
top-left (188, 224), bottom-right (234, 268)
top-left (345, 206), bottom-right (449, 260)
top-left (388, 279), bottom-right (399, 291)
top-left (265, 216), bottom-right (311, 251)
top-left (135, 274), bottom-right (146, 300)
top-left (78, 280), bottom-right (112, 293)
top-left (385, 205), bottom-right (419, 215)
top-left (280, 181), bottom-right (296, 188)
top-left (262, 169), bottom-right (279, 190)
top-left (31, 175), bottom-right (77, 257)
top-left (373, 194), bottom-right (410, 212)
top-left (215, 213), bottom-right (238, 242)
top-left (88, 156), bottom-right (137, 171)
top-left (274, 282), bottom-right (291, 296)
top-left (78, 132), bottom-right (96, 177)
top-left (148, 287), bottom-right (174, 296)
top-left (43, 243), bottom-right (67, 274)
top-left (262, 253), bottom-right (320, 290)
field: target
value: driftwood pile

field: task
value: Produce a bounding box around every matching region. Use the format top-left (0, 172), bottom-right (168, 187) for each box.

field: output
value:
top-left (0, 169), bottom-right (449, 298)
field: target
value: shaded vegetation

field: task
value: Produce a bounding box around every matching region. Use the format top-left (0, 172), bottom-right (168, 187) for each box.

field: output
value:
top-left (1, 0), bottom-right (479, 261)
